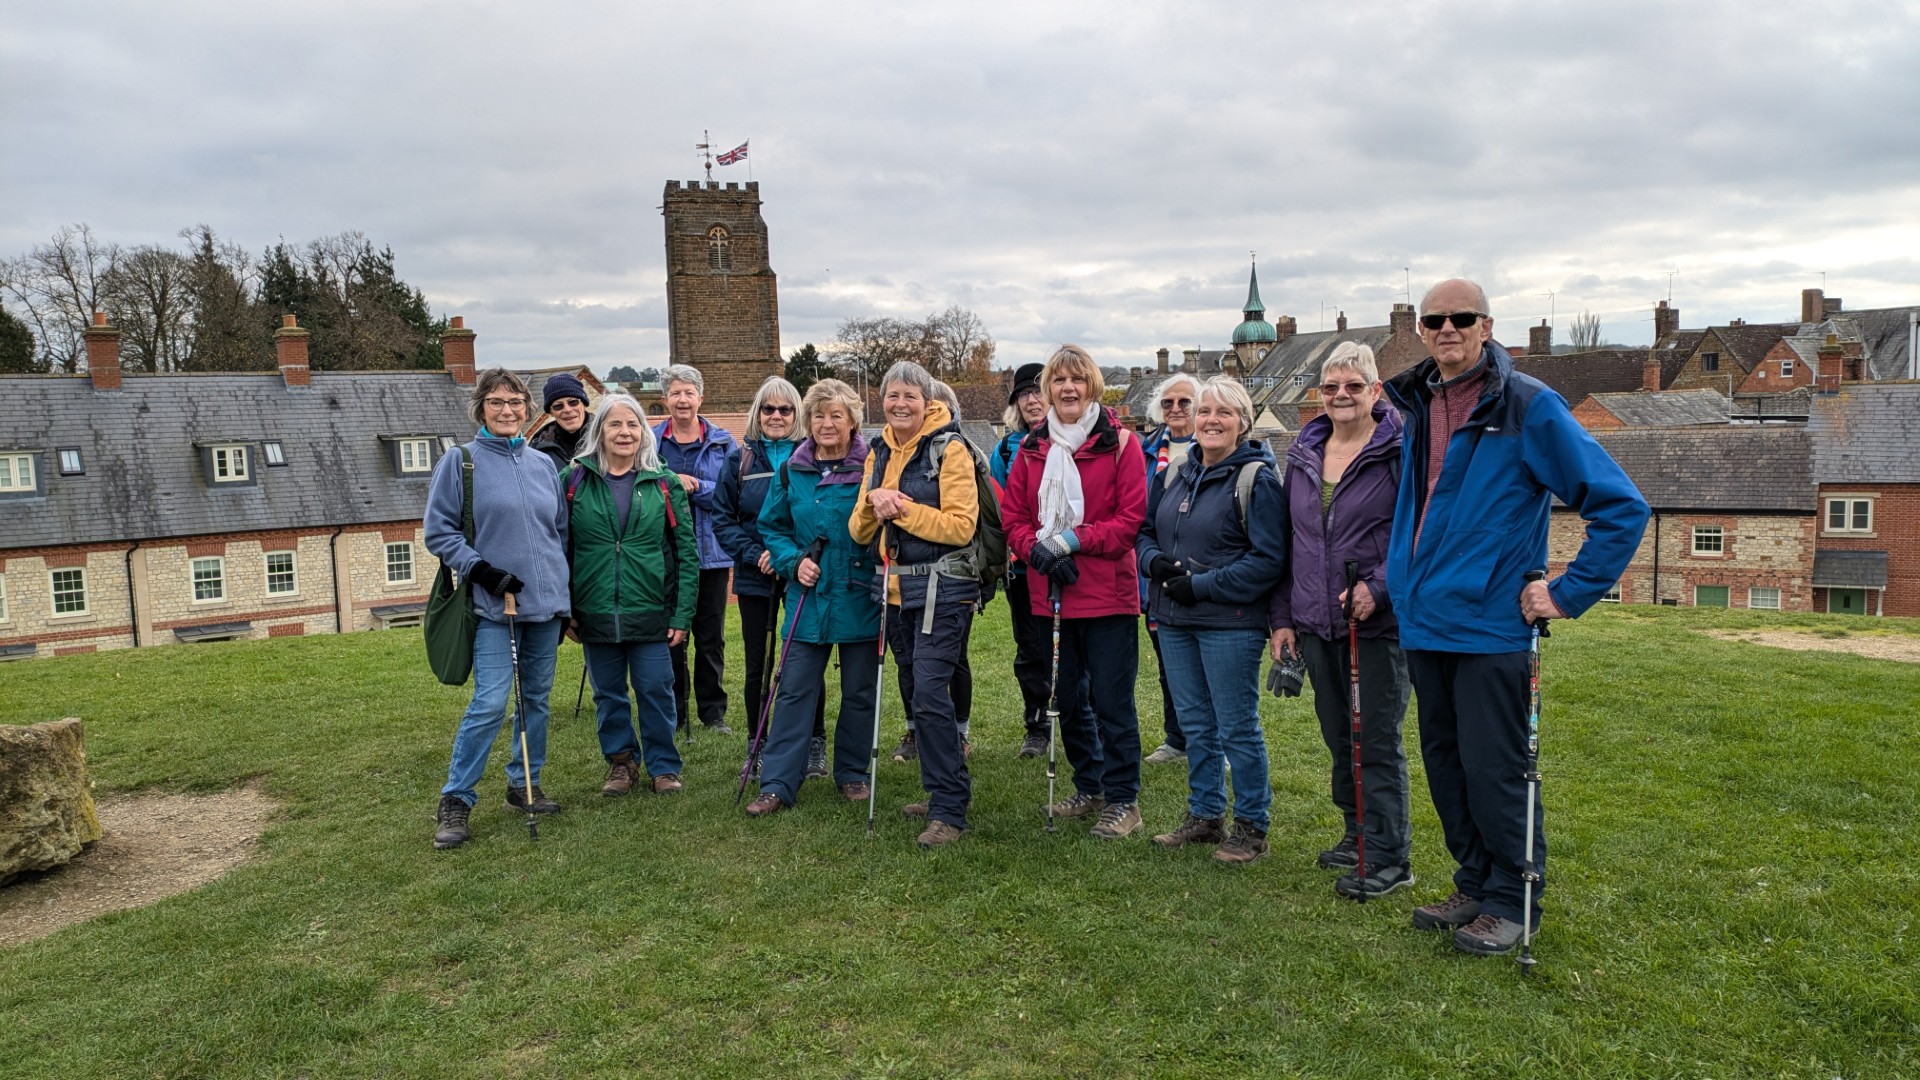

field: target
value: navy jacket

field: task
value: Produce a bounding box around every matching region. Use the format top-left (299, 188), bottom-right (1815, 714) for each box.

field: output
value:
top-left (654, 417), bottom-right (737, 570)
top-left (1136, 439), bottom-right (1289, 632)
top-left (712, 438), bottom-right (796, 597)
top-left (1383, 342), bottom-right (1649, 653)
top-left (1271, 402), bottom-right (1403, 641)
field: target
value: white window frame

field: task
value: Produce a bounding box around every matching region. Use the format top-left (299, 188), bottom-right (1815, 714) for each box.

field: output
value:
top-left (1825, 497), bottom-right (1873, 535)
top-left (1748, 586), bottom-right (1781, 610)
top-left (0, 452), bottom-right (35, 491)
top-left (212, 445), bottom-right (250, 482)
top-left (1601, 582), bottom-right (1622, 603)
top-left (1691, 524), bottom-right (1724, 556)
top-left (385, 542), bottom-right (415, 584)
top-left (263, 441), bottom-right (286, 466)
top-left (58, 448), bottom-right (84, 475)
top-left (50, 567), bottom-right (88, 616)
top-left (1779, 359), bottom-right (1794, 379)
top-left (265, 551), bottom-right (298, 596)
top-left (191, 556), bottom-right (227, 603)
top-left (0, 572), bottom-right (9, 622)
top-left (399, 438), bottom-right (433, 474)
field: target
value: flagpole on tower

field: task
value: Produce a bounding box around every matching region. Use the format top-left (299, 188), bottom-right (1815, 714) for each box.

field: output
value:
top-left (697, 130), bottom-right (713, 182)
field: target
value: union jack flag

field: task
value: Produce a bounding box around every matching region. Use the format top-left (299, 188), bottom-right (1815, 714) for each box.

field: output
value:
top-left (717, 141), bottom-right (749, 166)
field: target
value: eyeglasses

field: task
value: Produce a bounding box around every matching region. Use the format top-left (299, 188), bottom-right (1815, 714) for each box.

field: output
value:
top-left (1420, 311), bottom-right (1486, 331)
top-left (1320, 381), bottom-right (1370, 397)
top-left (1159, 397), bottom-right (1193, 410)
top-left (549, 398), bottom-right (585, 412)
top-left (483, 397), bottom-right (528, 410)
top-left (759, 404), bottom-right (795, 417)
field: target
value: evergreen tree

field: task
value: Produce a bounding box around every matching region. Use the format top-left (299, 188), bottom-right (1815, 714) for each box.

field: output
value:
top-left (0, 306), bottom-right (42, 373)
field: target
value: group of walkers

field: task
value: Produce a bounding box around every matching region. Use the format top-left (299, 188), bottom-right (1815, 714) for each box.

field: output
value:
top-left (422, 277), bottom-right (1650, 958)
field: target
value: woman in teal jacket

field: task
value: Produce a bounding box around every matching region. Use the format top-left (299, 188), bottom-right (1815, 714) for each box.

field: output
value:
top-left (744, 379), bottom-right (883, 815)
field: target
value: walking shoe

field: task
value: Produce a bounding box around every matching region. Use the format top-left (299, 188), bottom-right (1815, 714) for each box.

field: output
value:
top-left (1151, 813), bottom-right (1226, 848)
top-left (745, 793), bottom-right (784, 818)
top-left (1144, 742), bottom-right (1187, 765)
top-left (901, 801), bottom-right (929, 818)
top-left (1212, 820), bottom-right (1270, 865)
top-left (503, 785), bottom-right (561, 814)
top-left (651, 773), bottom-right (684, 794)
top-left (1017, 732), bottom-right (1050, 759)
top-left (1453, 913), bottom-right (1532, 956)
top-left (1412, 891), bottom-right (1483, 931)
top-left (601, 752), bottom-right (641, 797)
top-left (1335, 863), bottom-right (1416, 900)
top-left (1090, 802), bottom-right (1143, 840)
top-left (917, 820), bottom-right (965, 848)
top-left (1044, 792), bottom-right (1106, 819)
top-left (432, 794), bottom-right (471, 849)
top-left (1316, 835), bottom-right (1360, 869)
top-left (841, 781), bottom-right (870, 802)
top-left (806, 737), bottom-right (829, 778)
top-left (891, 730), bottom-right (918, 762)
top-left (706, 720), bottom-right (736, 736)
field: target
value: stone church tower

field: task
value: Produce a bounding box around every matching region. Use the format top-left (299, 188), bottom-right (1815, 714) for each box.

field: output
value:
top-left (662, 180), bottom-right (782, 411)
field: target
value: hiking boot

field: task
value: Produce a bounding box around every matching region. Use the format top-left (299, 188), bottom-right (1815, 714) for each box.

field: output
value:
top-left (1335, 863), bottom-right (1416, 900)
top-left (706, 720), bottom-right (735, 736)
top-left (891, 730), bottom-right (918, 762)
top-left (651, 773), bottom-right (684, 795)
top-left (1017, 732), bottom-right (1050, 759)
top-left (1144, 742), bottom-right (1187, 765)
top-left (1090, 802), bottom-right (1143, 840)
top-left (1317, 835), bottom-right (1360, 869)
top-left (806, 737), bottom-right (829, 778)
top-left (504, 784), bottom-right (561, 814)
top-left (1045, 791), bottom-right (1106, 819)
top-left (432, 794), bottom-right (471, 849)
top-left (745, 793), bottom-right (785, 818)
top-left (917, 820), bottom-right (965, 848)
top-left (1151, 813), bottom-right (1226, 848)
top-left (1454, 913), bottom-right (1531, 956)
top-left (841, 781), bottom-right (871, 802)
top-left (1412, 891), bottom-right (1483, 931)
top-left (601, 752), bottom-right (641, 797)
top-left (901, 801), bottom-right (929, 818)
top-left (1212, 820), bottom-right (1270, 865)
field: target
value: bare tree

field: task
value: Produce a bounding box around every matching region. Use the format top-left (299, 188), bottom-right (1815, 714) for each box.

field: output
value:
top-left (829, 315), bottom-right (928, 389)
top-left (925, 305), bottom-right (994, 382)
top-left (1570, 310), bottom-right (1603, 351)
top-left (105, 245), bottom-right (195, 372)
top-left (0, 224), bottom-right (121, 372)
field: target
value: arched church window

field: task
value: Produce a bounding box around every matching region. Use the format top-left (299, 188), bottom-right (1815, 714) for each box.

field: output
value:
top-left (707, 226), bottom-right (731, 271)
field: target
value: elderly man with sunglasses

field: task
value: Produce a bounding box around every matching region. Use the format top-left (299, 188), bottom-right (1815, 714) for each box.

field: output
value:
top-left (1382, 278), bottom-right (1646, 958)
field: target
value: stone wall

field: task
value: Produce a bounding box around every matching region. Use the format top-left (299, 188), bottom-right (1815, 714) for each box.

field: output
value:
top-left (1549, 508), bottom-right (1815, 610)
top-left (663, 180), bottom-right (782, 412)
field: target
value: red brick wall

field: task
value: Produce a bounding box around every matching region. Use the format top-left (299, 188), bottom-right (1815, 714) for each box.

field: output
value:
top-left (1570, 397), bottom-right (1623, 431)
top-left (1817, 482), bottom-right (1920, 617)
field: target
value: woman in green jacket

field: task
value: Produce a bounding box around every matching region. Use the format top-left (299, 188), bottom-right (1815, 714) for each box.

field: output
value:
top-left (566, 392), bottom-right (699, 796)
top-left (744, 379), bottom-right (884, 815)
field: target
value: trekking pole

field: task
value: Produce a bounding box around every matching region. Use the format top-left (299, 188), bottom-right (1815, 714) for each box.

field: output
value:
top-left (1044, 579), bottom-right (1063, 834)
top-left (866, 538), bottom-right (892, 839)
top-left (737, 539), bottom-right (826, 805)
top-left (1520, 569), bottom-right (1551, 973)
top-left (571, 663), bottom-right (588, 722)
top-left (1344, 561), bottom-right (1367, 902)
top-left (503, 592), bottom-right (538, 842)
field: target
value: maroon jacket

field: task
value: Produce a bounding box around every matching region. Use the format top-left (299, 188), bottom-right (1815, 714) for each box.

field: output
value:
top-left (1003, 407), bottom-right (1147, 620)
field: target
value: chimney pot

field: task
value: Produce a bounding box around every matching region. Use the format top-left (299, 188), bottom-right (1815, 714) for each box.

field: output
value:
top-left (92, 310), bottom-right (107, 327)
top-left (281, 314), bottom-right (297, 329)
top-left (1336, 310), bottom-right (1348, 332)
top-left (84, 313), bottom-right (122, 390)
top-left (451, 315), bottom-right (465, 330)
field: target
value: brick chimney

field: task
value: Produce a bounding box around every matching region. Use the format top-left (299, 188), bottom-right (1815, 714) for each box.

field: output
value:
top-left (1156, 347), bottom-right (1170, 374)
top-left (273, 314), bottom-right (311, 388)
top-left (84, 311), bottom-right (121, 391)
top-left (1182, 348), bottom-right (1199, 373)
top-left (1825, 296), bottom-right (1843, 318)
top-left (1530, 320), bottom-right (1553, 355)
top-left (1729, 318), bottom-right (1746, 328)
top-left (442, 316), bottom-right (476, 385)
top-left (1816, 334), bottom-right (1846, 392)
top-left (1274, 316), bottom-right (1297, 343)
top-left (1801, 288), bottom-right (1823, 324)
top-left (1643, 348), bottom-right (1662, 391)
top-left (1654, 300), bottom-right (1679, 340)
top-left (1130, 366), bottom-right (1143, 384)
top-left (1390, 303), bottom-right (1415, 337)
top-left (1842, 338), bottom-right (1865, 382)
top-left (1336, 310), bottom-right (1348, 332)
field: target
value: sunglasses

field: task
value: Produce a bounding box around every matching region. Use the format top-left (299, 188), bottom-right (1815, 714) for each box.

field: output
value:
top-left (759, 404), bottom-right (795, 417)
top-left (1420, 311), bottom-right (1486, 331)
top-left (548, 398), bottom-right (585, 412)
top-left (1159, 397), bottom-right (1193, 410)
top-left (1320, 381), bottom-right (1370, 397)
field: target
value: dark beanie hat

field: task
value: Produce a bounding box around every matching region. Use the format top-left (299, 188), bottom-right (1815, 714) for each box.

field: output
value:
top-left (543, 373), bottom-right (588, 412)
top-left (1008, 362), bottom-right (1044, 404)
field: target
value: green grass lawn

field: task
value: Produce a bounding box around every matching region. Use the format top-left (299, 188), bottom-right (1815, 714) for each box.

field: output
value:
top-left (2, 605), bottom-right (1917, 1078)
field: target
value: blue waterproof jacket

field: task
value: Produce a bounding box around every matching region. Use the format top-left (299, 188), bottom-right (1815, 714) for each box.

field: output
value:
top-left (713, 437), bottom-right (796, 598)
top-left (1382, 343), bottom-right (1648, 653)
top-left (654, 417), bottom-right (737, 570)
top-left (759, 435), bottom-right (882, 645)
top-left (1135, 439), bottom-right (1289, 632)
top-left (422, 432), bottom-right (571, 624)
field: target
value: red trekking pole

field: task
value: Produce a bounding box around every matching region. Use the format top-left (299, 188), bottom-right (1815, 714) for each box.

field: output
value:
top-left (1344, 560), bottom-right (1367, 901)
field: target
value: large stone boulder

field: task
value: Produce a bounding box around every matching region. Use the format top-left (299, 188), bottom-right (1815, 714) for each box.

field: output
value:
top-left (1, 717), bottom-right (103, 884)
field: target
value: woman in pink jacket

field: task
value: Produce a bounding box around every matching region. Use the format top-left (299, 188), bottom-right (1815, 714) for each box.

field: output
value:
top-left (1003, 344), bottom-right (1149, 840)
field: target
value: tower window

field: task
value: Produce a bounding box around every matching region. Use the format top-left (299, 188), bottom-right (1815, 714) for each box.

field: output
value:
top-left (707, 226), bottom-right (732, 271)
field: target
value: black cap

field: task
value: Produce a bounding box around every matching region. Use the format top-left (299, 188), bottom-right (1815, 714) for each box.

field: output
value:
top-left (1009, 362), bottom-right (1044, 404)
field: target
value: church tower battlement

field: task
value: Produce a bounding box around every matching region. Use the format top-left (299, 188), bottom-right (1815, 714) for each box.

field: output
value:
top-left (662, 179), bottom-right (782, 411)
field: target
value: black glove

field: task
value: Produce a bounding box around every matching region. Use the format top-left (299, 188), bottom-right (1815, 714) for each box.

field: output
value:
top-left (1148, 555), bottom-right (1183, 584)
top-left (1164, 574), bottom-right (1197, 606)
top-left (1046, 554), bottom-right (1080, 587)
top-left (468, 560), bottom-right (524, 597)
top-left (1026, 542), bottom-right (1058, 575)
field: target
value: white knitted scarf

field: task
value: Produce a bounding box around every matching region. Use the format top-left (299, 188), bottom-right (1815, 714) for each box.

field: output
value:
top-left (1036, 406), bottom-right (1098, 541)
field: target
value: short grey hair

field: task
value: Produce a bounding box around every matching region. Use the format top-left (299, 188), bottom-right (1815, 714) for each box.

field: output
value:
top-left (1321, 342), bottom-right (1380, 386)
top-left (1196, 376), bottom-right (1255, 440)
top-left (469, 368), bottom-right (532, 427)
top-left (799, 378), bottom-right (863, 435)
top-left (744, 376), bottom-right (802, 442)
top-left (930, 379), bottom-right (962, 420)
top-left (1146, 373), bottom-right (1202, 426)
top-left (1419, 278), bottom-right (1491, 317)
top-left (662, 364), bottom-right (704, 397)
top-left (574, 391), bottom-right (661, 473)
top-left (879, 360), bottom-right (935, 404)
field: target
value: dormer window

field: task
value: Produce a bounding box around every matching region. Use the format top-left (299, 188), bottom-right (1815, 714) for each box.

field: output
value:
top-left (400, 439), bottom-right (433, 474)
top-left (212, 445), bottom-right (249, 482)
top-left (707, 226), bottom-right (731, 271)
top-left (0, 452), bottom-right (37, 492)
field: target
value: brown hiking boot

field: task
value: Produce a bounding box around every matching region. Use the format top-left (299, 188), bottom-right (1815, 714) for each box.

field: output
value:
top-left (745, 792), bottom-right (784, 818)
top-left (1412, 891), bottom-right (1483, 931)
top-left (601, 752), bottom-right (640, 797)
top-left (841, 782), bottom-right (871, 802)
top-left (901, 801), bottom-right (929, 818)
top-left (651, 773), bottom-right (683, 794)
top-left (1152, 813), bottom-right (1225, 848)
top-left (1212, 820), bottom-right (1269, 864)
top-left (1454, 913), bottom-right (1530, 955)
top-left (1045, 792), bottom-right (1106, 819)
top-left (1090, 802), bottom-right (1143, 840)
top-left (917, 820), bottom-right (965, 848)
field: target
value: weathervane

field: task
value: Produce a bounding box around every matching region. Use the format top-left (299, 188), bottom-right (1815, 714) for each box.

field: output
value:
top-left (697, 130), bottom-right (713, 181)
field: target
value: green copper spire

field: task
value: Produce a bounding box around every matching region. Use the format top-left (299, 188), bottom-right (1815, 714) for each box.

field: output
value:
top-left (1243, 262), bottom-right (1266, 318)
top-left (1231, 261), bottom-right (1277, 345)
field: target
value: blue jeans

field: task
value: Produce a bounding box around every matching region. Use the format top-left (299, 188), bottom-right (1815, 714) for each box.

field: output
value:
top-left (584, 640), bottom-right (683, 779)
top-left (442, 615), bottom-right (565, 807)
top-left (1158, 626), bottom-right (1271, 832)
top-left (758, 639), bottom-right (880, 806)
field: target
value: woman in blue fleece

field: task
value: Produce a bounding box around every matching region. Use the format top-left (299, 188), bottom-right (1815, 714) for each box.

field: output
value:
top-left (423, 368), bottom-right (571, 850)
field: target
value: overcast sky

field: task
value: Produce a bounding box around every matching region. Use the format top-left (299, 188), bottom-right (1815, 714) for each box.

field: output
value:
top-left (4, 1), bottom-right (1917, 374)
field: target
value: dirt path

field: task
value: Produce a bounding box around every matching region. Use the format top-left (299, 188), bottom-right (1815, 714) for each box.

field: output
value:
top-left (0, 785), bottom-right (276, 948)
top-left (1703, 629), bottom-right (1920, 664)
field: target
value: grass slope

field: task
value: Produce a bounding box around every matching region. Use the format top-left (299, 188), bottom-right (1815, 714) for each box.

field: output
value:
top-left (1, 606), bottom-right (1916, 1078)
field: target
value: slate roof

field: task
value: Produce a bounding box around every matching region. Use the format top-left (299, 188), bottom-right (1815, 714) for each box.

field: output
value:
top-left (1580, 426), bottom-right (1815, 512)
top-left (1812, 550), bottom-right (1888, 588)
top-left (0, 371), bottom-right (474, 551)
top-left (1807, 382), bottom-right (1920, 483)
top-left (1706, 323), bottom-right (1796, 374)
top-left (1655, 331), bottom-right (1704, 386)
top-left (1731, 386), bottom-right (1812, 420)
top-left (1512, 349), bottom-right (1658, 408)
top-left (1586, 388), bottom-right (1730, 426)
top-left (1832, 306), bottom-right (1920, 381)
top-left (1244, 326), bottom-right (1396, 410)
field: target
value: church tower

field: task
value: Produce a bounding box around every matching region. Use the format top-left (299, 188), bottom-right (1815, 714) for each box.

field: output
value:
top-left (662, 180), bottom-right (782, 411)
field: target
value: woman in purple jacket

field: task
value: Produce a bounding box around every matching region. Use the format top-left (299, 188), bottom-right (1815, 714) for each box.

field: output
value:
top-left (1269, 342), bottom-right (1415, 901)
